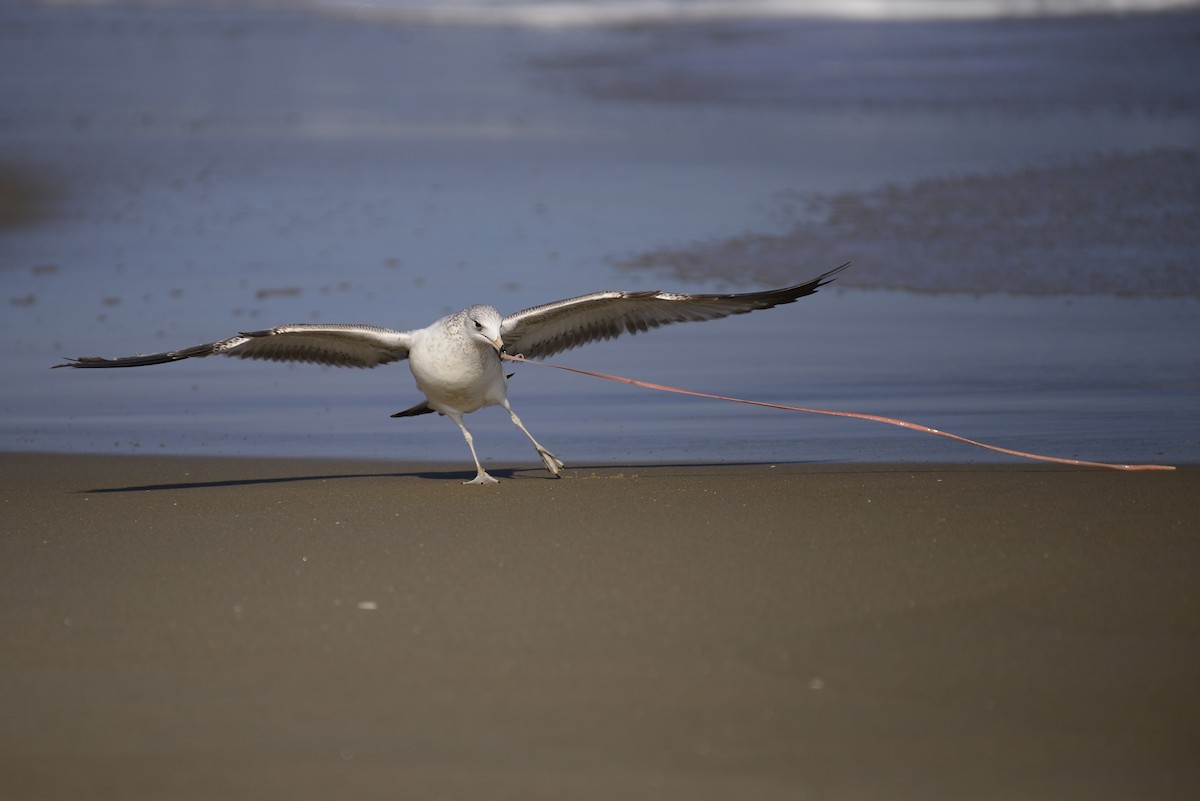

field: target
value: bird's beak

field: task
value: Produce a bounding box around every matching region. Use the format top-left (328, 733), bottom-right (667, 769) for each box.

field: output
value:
top-left (491, 336), bottom-right (504, 353)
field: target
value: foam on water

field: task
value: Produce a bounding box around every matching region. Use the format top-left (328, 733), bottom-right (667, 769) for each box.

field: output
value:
top-left (41, 0), bottom-right (1200, 27)
top-left (314, 0), bottom-right (1200, 27)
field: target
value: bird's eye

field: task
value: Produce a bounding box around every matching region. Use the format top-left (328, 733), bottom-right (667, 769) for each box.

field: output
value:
top-left (473, 320), bottom-right (482, 330)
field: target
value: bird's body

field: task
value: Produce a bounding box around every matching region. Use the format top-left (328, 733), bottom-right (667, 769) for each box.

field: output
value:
top-left (409, 308), bottom-right (504, 413)
top-left (56, 264), bottom-right (847, 483)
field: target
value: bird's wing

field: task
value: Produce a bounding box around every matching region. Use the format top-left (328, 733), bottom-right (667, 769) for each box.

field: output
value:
top-left (54, 324), bottom-right (414, 369)
top-left (501, 263), bottom-right (848, 359)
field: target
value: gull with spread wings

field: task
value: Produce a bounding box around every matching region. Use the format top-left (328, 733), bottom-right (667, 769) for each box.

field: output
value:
top-left (55, 264), bottom-right (847, 483)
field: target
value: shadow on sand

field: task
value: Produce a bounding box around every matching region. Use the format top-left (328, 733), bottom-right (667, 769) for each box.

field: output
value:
top-left (77, 460), bottom-right (855, 493)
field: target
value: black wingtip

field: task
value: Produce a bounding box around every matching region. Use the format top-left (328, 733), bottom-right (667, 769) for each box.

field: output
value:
top-left (391, 401), bottom-right (436, 418)
top-left (817, 262), bottom-right (851, 286)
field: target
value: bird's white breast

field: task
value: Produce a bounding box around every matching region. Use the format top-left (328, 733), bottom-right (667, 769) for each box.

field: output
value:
top-left (407, 323), bottom-right (505, 414)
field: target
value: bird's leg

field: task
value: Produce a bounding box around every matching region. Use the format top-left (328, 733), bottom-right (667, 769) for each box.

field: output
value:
top-left (502, 400), bottom-right (565, 478)
top-left (448, 413), bottom-right (498, 485)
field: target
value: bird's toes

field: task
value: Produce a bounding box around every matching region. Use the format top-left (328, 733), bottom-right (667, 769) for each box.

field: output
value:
top-left (538, 449), bottom-right (566, 477)
top-left (465, 472), bottom-right (500, 485)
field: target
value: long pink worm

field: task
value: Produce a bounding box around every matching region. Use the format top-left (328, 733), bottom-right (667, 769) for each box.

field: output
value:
top-left (501, 354), bottom-right (1176, 472)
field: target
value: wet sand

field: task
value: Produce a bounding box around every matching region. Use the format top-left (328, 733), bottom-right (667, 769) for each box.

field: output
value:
top-left (2, 452), bottom-right (1197, 800)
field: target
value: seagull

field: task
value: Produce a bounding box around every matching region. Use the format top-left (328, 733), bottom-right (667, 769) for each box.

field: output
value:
top-left (55, 264), bottom-right (847, 483)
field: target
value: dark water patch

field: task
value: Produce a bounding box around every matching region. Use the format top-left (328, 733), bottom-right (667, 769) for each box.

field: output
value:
top-left (255, 287), bottom-right (304, 301)
top-left (615, 149), bottom-right (1200, 297)
top-left (0, 166), bottom-right (56, 232)
top-left (529, 14), bottom-right (1200, 115)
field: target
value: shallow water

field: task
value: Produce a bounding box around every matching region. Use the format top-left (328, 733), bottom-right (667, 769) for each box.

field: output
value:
top-left (2, 5), bottom-right (1197, 467)
top-left (9, 289), bottom-right (1196, 467)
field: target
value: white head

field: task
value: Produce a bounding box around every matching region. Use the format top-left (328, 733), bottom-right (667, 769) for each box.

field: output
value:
top-left (463, 304), bottom-right (504, 352)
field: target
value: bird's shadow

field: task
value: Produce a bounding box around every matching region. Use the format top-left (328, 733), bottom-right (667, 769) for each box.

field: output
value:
top-left (79, 467), bottom-right (530, 494)
top-left (77, 461), bottom-right (825, 494)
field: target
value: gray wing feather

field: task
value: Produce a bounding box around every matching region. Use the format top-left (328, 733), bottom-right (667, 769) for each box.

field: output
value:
top-left (54, 323), bottom-right (413, 369)
top-left (500, 263), bottom-right (847, 359)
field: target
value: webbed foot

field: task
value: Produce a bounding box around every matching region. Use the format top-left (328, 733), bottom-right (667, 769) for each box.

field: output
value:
top-left (538, 448), bottom-right (565, 477)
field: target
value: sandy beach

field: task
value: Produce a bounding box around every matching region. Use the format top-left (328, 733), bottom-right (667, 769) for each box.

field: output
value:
top-left (2, 452), bottom-right (1198, 799)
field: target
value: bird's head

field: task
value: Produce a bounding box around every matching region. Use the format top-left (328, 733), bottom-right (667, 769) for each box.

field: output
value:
top-left (464, 305), bottom-right (504, 353)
